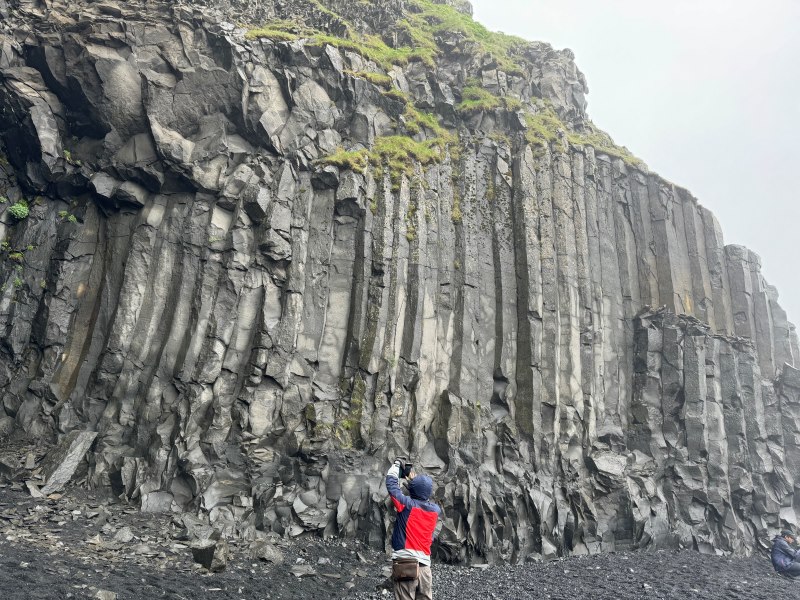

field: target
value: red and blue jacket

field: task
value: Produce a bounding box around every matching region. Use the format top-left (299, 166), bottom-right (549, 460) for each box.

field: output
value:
top-left (386, 474), bottom-right (441, 566)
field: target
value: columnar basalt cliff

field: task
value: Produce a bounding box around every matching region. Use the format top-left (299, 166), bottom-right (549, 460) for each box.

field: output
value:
top-left (0, 0), bottom-right (798, 563)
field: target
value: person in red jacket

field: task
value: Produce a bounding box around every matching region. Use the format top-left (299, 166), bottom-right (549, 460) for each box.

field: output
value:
top-left (386, 460), bottom-right (441, 600)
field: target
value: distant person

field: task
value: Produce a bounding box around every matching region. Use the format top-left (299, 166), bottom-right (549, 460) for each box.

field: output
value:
top-left (771, 529), bottom-right (800, 577)
top-left (385, 459), bottom-right (441, 600)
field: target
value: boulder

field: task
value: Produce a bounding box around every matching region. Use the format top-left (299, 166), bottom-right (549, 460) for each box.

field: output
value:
top-left (38, 431), bottom-right (97, 496)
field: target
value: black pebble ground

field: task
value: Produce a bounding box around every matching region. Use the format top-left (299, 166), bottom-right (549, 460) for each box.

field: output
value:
top-left (1, 480), bottom-right (796, 600)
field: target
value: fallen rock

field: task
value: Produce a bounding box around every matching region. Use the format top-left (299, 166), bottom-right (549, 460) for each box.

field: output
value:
top-left (38, 431), bottom-right (97, 496)
top-left (210, 539), bottom-right (230, 572)
top-left (290, 564), bottom-right (317, 578)
top-left (249, 540), bottom-right (284, 564)
top-left (25, 480), bottom-right (43, 498)
top-left (113, 526), bottom-right (134, 543)
top-left (140, 491), bottom-right (173, 513)
top-left (191, 539), bottom-right (229, 572)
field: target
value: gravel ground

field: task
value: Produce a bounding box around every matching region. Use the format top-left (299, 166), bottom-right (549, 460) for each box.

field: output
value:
top-left (370, 551), bottom-right (797, 600)
top-left (2, 478), bottom-right (795, 600)
top-left (1, 439), bottom-right (797, 599)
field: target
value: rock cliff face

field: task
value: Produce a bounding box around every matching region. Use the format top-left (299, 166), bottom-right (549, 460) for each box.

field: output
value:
top-left (0, 0), bottom-right (798, 563)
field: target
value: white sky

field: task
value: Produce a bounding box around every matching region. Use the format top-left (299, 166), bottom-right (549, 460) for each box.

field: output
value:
top-left (471, 0), bottom-right (800, 324)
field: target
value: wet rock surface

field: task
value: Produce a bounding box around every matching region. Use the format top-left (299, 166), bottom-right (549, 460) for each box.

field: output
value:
top-left (0, 0), bottom-right (798, 565)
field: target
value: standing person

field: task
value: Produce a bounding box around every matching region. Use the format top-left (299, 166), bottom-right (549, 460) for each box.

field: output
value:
top-left (386, 459), bottom-right (441, 600)
top-left (771, 529), bottom-right (800, 577)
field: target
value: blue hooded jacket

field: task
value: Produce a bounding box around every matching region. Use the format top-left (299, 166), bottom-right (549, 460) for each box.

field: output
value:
top-left (386, 473), bottom-right (440, 566)
top-left (771, 535), bottom-right (800, 572)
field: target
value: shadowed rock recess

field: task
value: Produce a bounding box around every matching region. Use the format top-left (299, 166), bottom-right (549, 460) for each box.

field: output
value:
top-left (0, 0), bottom-right (798, 563)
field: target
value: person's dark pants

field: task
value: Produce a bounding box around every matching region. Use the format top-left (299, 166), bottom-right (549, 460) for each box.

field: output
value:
top-left (781, 562), bottom-right (800, 578)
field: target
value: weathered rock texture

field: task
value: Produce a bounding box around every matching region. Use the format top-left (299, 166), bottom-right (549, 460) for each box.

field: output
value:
top-left (0, 0), bottom-right (798, 563)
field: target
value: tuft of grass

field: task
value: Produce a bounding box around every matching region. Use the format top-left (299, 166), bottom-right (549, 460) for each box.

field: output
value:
top-left (58, 210), bottom-right (79, 223)
top-left (317, 147), bottom-right (370, 173)
top-left (405, 198), bottom-right (418, 242)
top-left (456, 85), bottom-right (522, 114)
top-left (451, 194), bottom-right (462, 223)
top-left (7, 200), bottom-right (28, 220)
top-left (245, 20), bottom-right (305, 41)
top-left (403, 104), bottom-right (448, 138)
top-left (8, 252), bottom-right (23, 262)
top-left (489, 131), bottom-right (511, 145)
top-left (345, 70), bottom-right (394, 89)
top-left (524, 105), bottom-right (565, 150)
top-left (372, 135), bottom-right (443, 185)
top-left (382, 88), bottom-right (410, 104)
top-left (567, 123), bottom-right (645, 168)
top-left (456, 86), bottom-right (498, 113)
top-left (310, 32), bottom-right (435, 69)
top-left (318, 130), bottom-right (455, 190)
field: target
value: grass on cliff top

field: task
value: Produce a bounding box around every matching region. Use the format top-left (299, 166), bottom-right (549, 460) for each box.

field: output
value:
top-left (246, 0), bottom-right (529, 73)
top-left (567, 123), bottom-right (644, 168)
top-left (403, 0), bottom-right (528, 74)
top-left (323, 62), bottom-right (455, 187)
top-left (246, 20), bottom-right (436, 69)
top-left (523, 102), bottom-right (645, 168)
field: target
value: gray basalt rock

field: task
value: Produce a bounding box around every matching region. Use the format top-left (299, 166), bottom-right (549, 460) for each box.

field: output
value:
top-left (0, 0), bottom-right (797, 566)
top-left (38, 431), bottom-right (97, 495)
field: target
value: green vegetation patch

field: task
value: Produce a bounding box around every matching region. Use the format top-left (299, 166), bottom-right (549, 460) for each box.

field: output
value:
top-left (403, 0), bottom-right (528, 74)
top-left (246, 0), bottom-right (530, 73)
top-left (522, 104), bottom-right (644, 167)
top-left (373, 135), bottom-right (443, 179)
top-left (382, 87), bottom-right (410, 104)
top-left (247, 20), bottom-right (436, 68)
top-left (7, 200), bottom-right (28, 220)
top-left (318, 147), bottom-right (370, 173)
top-left (344, 70), bottom-right (394, 89)
top-left (524, 105), bottom-right (565, 150)
top-left (318, 134), bottom-right (451, 190)
top-left (456, 85), bottom-right (522, 114)
top-left (244, 20), bottom-right (308, 41)
top-left (403, 104), bottom-right (449, 138)
top-left (568, 123), bottom-right (644, 168)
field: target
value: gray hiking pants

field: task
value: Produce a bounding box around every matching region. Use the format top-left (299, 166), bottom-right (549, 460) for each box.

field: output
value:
top-left (393, 564), bottom-right (432, 600)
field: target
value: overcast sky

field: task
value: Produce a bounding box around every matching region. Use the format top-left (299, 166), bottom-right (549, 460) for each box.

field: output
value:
top-left (471, 0), bottom-right (800, 324)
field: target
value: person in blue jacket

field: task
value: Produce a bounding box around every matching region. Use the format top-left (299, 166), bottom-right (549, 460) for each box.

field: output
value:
top-left (386, 460), bottom-right (441, 600)
top-left (771, 530), bottom-right (800, 577)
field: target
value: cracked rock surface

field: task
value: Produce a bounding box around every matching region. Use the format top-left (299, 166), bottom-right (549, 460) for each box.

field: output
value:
top-left (0, 0), bottom-right (798, 564)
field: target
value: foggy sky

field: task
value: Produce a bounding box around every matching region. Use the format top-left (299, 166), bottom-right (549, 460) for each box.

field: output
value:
top-left (470, 0), bottom-right (800, 324)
